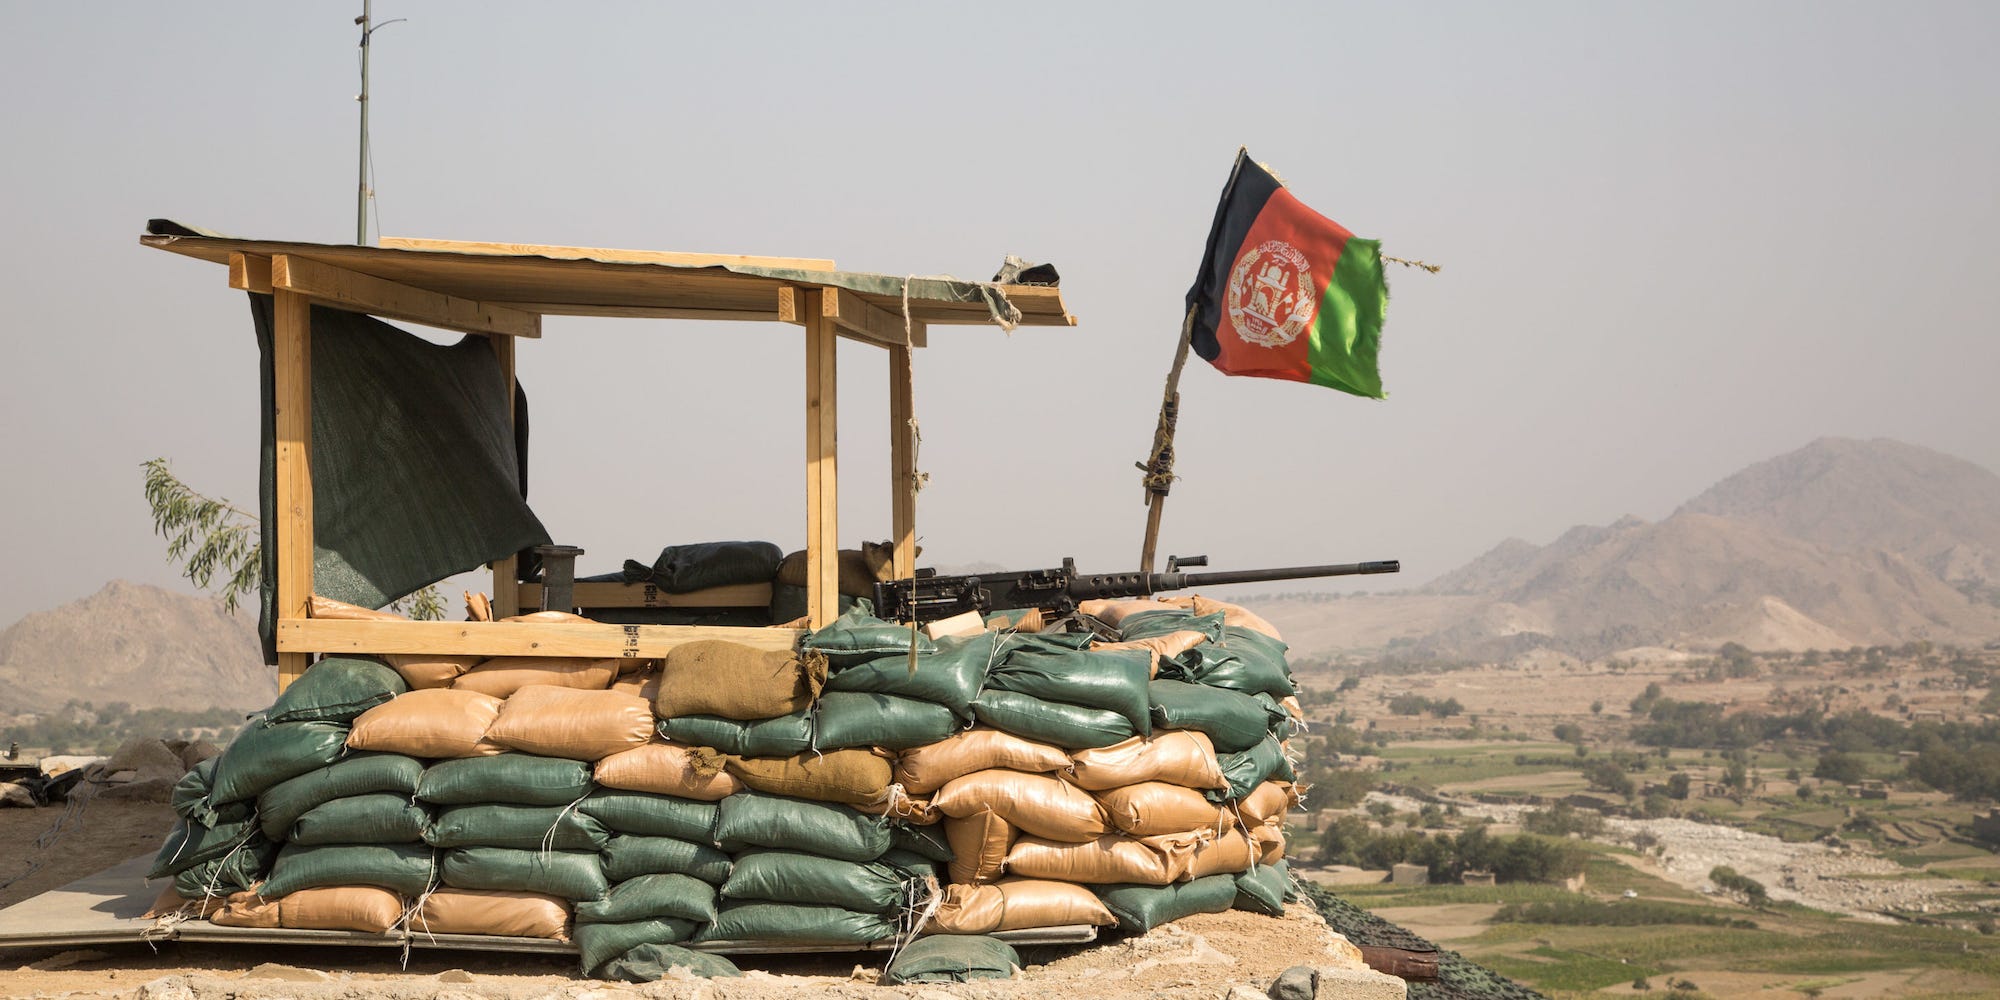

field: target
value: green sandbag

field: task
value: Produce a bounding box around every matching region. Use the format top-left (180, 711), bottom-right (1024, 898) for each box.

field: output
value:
top-left (625, 541), bottom-right (783, 593)
top-left (417, 754), bottom-right (592, 806)
top-left (171, 834), bottom-right (278, 898)
top-left (170, 758), bottom-right (220, 821)
top-left (262, 842), bottom-right (436, 898)
top-left (207, 720), bottom-right (351, 807)
top-left (150, 813), bottom-right (260, 879)
top-left (713, 792), bottom-right (891, 862)
top-left (575, 873), bottom-right (718, 925)
top-left (1217, 627), bottom-right (1295, 696)
top-left (259, 752), bottom-right (423, 839)
top-left (659, 712), bottom-right (812, 757)
top-left (290, 793), bottom-right (429, 845)
top-left (578, 789), bottom-right (718, 842)
top-left (769, 585), bottom-right (862, 625)
top-left (1164, 644), bottom-right (1294, 701)
top-left (1235, 861), bottom-right (1290, 916)
top-left (426, 803), bottom-right (609, 851)
top-left (1214, 737), bottom-right (1296, 802)
top-left (1260, 692), bottom-right (1298, 740)
top-left (439, 846), bottom-right (606, 901)
top-left (263, 656), bottom-right (408, 725)
top-left (601, 835), bottom-right (734, 885)
top-left (595, 942), bottom-right (741, 983)
top-left (1117, 610), bottom-right (1224, 643)
top-left (824, 632), bottom-right (994, 719)
top-left (882, 848), bottom-right (945, 881)
top-left (720, 850), bottom-right (909, 914)
top-left (889, 824), bottom-right (954, 864)
top-left (813, 692), bottom-right (963, 751)
top-left (883, 934), bottom-right (1021, 984)
top-left (1148, 679), bottom-right (1282, 754)
top-left (997, 631), bottom-right (1096, 654)
top-left (1096, 874), bottom-right (1238, 934)
top-left (970, 689), bottom-right (1136, 750)
top-left (696, 901), bottom-right (894, 945)
top-left (801, 606), bottom-right (933, 665)
top-left (986, 647), bottom-right (1152, 735)
top-left (575, 917), bottom-right (699, 975)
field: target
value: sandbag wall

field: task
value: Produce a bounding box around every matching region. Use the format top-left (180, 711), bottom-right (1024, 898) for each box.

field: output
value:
top-left (148, 594), bottom-right (1303, 976)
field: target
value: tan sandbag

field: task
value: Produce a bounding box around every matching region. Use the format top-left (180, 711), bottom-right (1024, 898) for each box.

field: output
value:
top-left (932, 769), bottom-right (1108, 843)
top-left (143, 885), bottom-right (228, 919)
top-left (944, 810), bottom-right (1015, 885)
top-left (1236, 780), bottom-right (1300, 826)
top-left (1093, 630), bottom-right (1209, 677)
top-left (308, 594), bottom-right (405, 621)
top-left (927, 878), bottom-right (1116, 934)
top-left (610, 666), bottom-right (662, 701)
top-left (594, 741), bottom-right (743, 801)
top-left (1077, 597), bottom-right (1182, 626)
top-left (1003, 832), bottom-right (1201, 885)
top-left (725, 749), bottom-right (892, 807)
top-left (1186, 829), bottom-right (1257, 878)
top-left (415, 888), bottom-right (571, 941)
top-left (1280, 695), bottom-right (1304, 721)
top-left (501, 610), bottom-right (591, 623)
top-left (1187, 595), bottom-right (1283, 641)
top-left (925, 610), bottom-right (986, 640)
top-left (383, 653), bottom-right (485, 690)
top-left (453, 656), bottom-right (618, 699)
top-left (1252, 816), bottom-right (1286, 865)
top-left (775, 542), bottom-right (894, 597)
top-left (1096, 781), bottom-right (1229, 837)
top-left (278, 885), bottom-right (405, 933)
top-left (982, 607), bottom-right (1044, 633)
top-left (464, 591), bottom-right (493, 622)
top-left (209, 890), bottom-right (280, 928)
top-left (656, 642), bottom-right (823, 721)
top-left (484, 685), bottom-right (653, 761)
top-left (1067, 732), bottom-right (1226, 792)
top-left (349, 689), bottom-right (504, 758)
top-left (894, 728), bottom-right (1071, 794)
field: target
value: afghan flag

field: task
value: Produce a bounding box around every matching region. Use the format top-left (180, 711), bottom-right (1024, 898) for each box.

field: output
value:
top-left (1185, 149), bottom-right (1387, 398)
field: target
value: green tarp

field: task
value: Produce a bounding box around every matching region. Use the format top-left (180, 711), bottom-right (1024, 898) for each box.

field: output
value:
top-left (250, 295), bottom-right (549, 660)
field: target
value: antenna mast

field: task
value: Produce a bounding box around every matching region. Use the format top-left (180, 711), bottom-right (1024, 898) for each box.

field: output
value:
top-left (356, 0), bottom-right (371, 245)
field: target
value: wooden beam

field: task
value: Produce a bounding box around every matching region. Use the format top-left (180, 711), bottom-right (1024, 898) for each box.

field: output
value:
top-left (518, 581), bottom-right (773, 609)
top-left (273, 288), bottom-right (314, 692)
top-left (270, 254), bottom-right (542, 339)
top-left (777, 286), bottom-right (925, 348)
top-left (803, 289), bottom-right (840, 628)
top-left (277, 618), bottom-right (803, 658)
top-left (379, 236), bottom-right (835, 272)
top-left (507, 303), bottom-right (779, 322)
top-left (228, 253), bottom-right (272, 294)
top-left (889, 339), bottom-right (918, 580)
top-left (488, 333), bottom-right (520, 619)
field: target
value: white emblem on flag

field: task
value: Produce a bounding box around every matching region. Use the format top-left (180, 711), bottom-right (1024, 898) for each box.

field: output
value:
top-left (1226, 240), bottom-right (1317, 348)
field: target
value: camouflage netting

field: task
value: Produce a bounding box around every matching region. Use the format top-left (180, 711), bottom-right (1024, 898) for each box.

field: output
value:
top-left (148, 547), bottom-right (1308, 982)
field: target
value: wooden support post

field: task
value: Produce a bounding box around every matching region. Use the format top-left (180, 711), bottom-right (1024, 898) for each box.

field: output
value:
top-left (888, 339), bottom-right (918, 579)
top-left (272, 289), bottom-right (314, 691)
top-left (488, 333), bottom-right (521, 618)
top-left (803, 289), bottom-right (840, 627)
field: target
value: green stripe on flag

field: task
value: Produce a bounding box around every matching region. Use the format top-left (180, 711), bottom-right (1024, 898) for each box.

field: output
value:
top-left (1307, 238), bottom-right (1387, 399)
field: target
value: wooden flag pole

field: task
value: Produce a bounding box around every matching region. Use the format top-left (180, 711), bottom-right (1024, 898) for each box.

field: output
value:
top-left (1138, 304), bottom-right (1201, 573)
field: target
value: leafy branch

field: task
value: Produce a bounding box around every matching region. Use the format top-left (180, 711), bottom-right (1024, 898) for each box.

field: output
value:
top-left (141, 458), bottom-right (443, 619)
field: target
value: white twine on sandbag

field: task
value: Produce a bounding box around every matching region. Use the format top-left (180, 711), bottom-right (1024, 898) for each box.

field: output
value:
top-left (540, 790), bottom-right (594, 857)
top-left (888, 871), bottom-right (945, 966)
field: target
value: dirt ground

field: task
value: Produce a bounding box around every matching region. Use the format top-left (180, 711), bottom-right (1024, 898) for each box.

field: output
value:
top-left (0, 796), bottom-right (1378, 1000)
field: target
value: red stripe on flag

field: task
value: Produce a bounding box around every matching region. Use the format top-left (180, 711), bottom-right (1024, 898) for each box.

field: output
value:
top-left (1209, 188), bottom-right (1353, 383)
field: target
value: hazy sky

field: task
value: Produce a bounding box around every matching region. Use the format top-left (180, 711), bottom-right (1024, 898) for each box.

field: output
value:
top-left (2, 3), bottom-right (1996, 626)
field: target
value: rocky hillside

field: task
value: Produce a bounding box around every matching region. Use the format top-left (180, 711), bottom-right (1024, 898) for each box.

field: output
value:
top-left (0, 581), bottom-right (273, 715)
top-left (1258, 438), bottom-right (2000, 659)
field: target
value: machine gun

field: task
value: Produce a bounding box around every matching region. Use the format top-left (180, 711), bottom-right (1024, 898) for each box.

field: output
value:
top-left (873, 555), bottom-right (1401, 625)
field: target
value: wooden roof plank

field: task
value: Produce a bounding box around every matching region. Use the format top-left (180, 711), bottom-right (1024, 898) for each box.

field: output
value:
top-left (379, 235), bottom-right (837, 272)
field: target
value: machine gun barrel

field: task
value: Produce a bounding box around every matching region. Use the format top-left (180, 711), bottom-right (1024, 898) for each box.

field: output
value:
top-left (873, 557), bottom-right (1400, 624)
